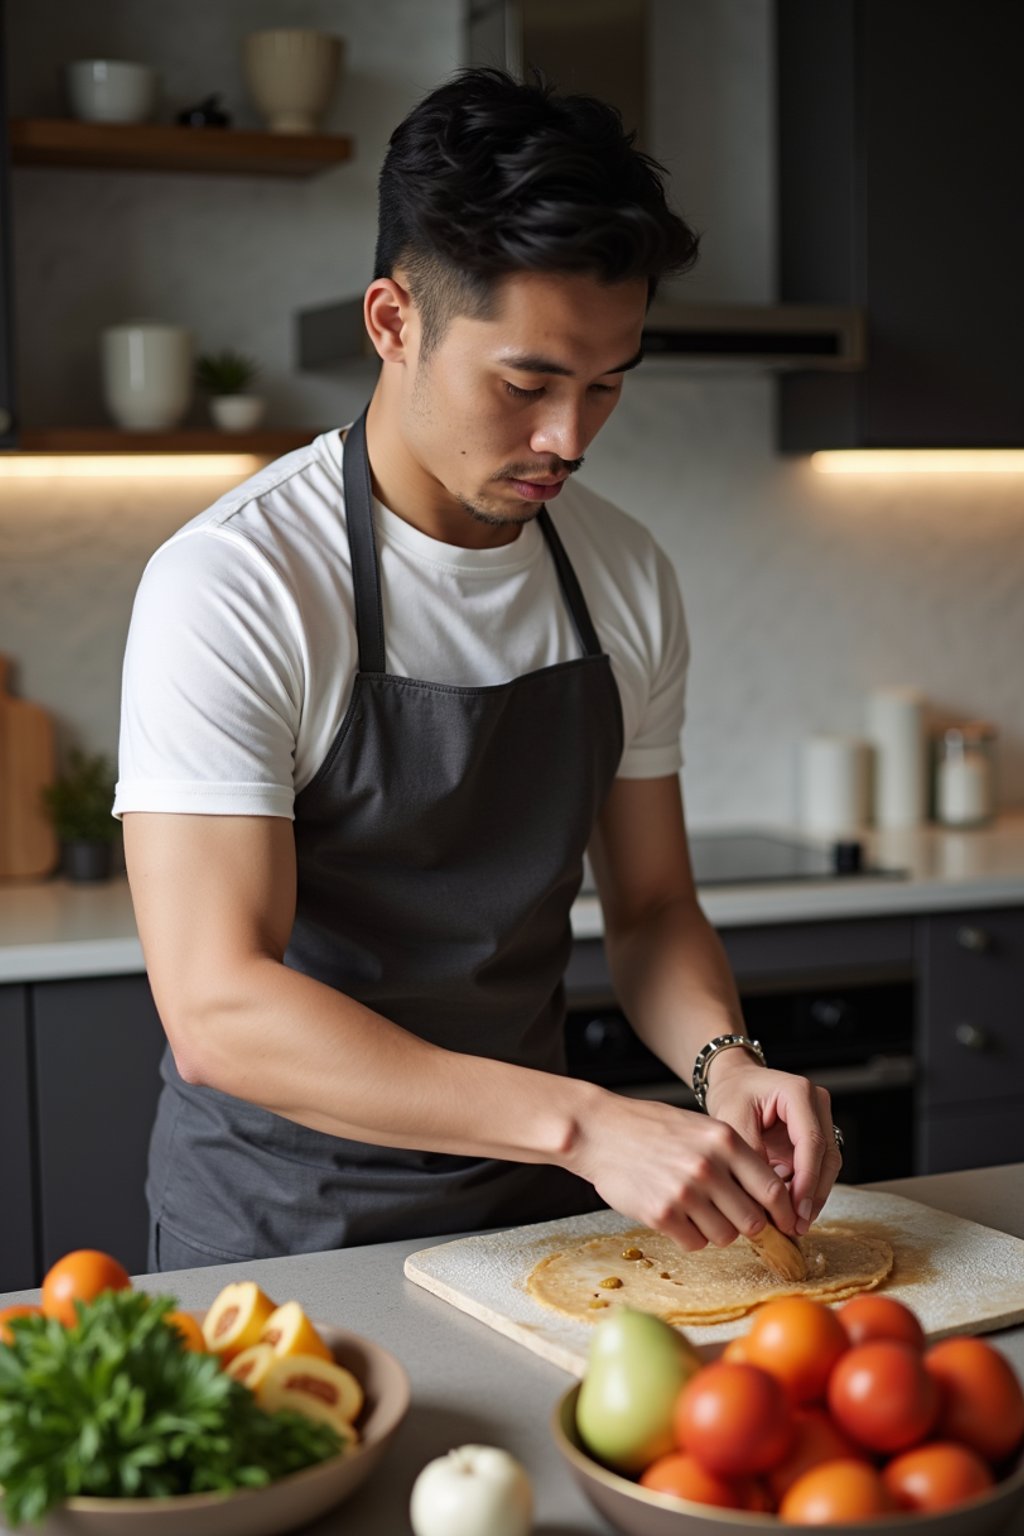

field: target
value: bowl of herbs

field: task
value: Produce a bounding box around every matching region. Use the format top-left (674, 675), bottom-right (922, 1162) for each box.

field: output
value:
top-left (0, 1289), bottom-right (409, 1535)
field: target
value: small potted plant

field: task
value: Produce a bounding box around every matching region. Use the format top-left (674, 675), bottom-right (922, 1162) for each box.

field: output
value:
top-left (195, 348), bottom-right (266, 431)
top-left (42, 749), bottom-right (120, 882)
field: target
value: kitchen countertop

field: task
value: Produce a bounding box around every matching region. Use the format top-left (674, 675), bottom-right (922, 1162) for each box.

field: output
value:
top-left (1, 1163), bottom-right (1022, 1535)
top-left (1, 815), bottom-right (1023, 983)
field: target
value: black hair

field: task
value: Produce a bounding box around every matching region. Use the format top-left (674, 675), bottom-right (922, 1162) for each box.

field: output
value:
top-left (374, 67), bottom-right (700, 354)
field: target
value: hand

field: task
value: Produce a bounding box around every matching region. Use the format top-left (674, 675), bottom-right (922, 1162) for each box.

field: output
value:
top-left (704, 1057), bottom-right (842, 1236)
top-left (566, 1087), bottom-right (797, 1251)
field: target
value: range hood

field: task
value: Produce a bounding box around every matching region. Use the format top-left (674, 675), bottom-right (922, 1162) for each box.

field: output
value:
top-left (296, 0), bottom-right (864, 375)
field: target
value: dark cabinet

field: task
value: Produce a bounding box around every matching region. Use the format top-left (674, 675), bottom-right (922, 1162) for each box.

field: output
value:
top-left (916, 908), bottom-right (1024, 1171)
top-left (32, 975), bottom-right (166, 1275)
top-left (776, 1), bottom-right (1024, 450)
top-left (0, 984), bottom-right (35, 1290)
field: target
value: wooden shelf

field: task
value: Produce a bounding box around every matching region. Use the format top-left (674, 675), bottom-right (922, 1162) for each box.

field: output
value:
top-left (10, 428), bottom-right (323, 455)
top-left (8, 119), bottom-right (353, 177)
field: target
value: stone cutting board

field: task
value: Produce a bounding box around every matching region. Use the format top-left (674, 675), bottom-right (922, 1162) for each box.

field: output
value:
top-left (405, 1184), bottom-right (1024, 1377)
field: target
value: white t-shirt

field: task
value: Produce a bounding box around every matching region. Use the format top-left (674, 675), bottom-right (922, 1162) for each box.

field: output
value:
top-left (114, 429), bottom-right (688, 820)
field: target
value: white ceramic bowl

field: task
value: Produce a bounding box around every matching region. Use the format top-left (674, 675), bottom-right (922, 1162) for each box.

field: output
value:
top-left (242, 29), bottom-right (343, 134)
top-left (65, 60), bottom-right (158, 125)
top-left (553, 1384), bottom-right (1024, 1536)
top-left (31, 1319), bottom-right (410, 1536)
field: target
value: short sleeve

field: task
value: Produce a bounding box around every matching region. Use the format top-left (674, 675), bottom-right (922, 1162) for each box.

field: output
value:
top-left (113, 527), bottom-right (305, 820)
top-left (616, 547), bottom-right (690, 780)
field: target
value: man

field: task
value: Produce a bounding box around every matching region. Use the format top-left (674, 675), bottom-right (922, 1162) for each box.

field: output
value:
top-left (116, 68), bottom-right (841, 1271)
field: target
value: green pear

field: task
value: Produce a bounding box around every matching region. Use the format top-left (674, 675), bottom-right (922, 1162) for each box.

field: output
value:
top-left (575, 1306), bottom-right (702, 1474)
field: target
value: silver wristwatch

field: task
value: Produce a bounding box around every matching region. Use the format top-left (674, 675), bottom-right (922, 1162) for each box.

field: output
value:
top-left (692, 1033), bottom-right (766, 1111)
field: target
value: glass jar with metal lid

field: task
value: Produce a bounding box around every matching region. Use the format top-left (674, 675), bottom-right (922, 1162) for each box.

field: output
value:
top-left (935, 722), bottom-right (997, 827)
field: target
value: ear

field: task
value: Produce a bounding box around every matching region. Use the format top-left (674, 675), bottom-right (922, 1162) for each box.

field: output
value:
top-left (363, 277), bottom-right (416, 364)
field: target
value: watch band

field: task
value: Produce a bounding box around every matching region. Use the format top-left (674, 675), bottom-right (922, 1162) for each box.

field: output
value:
top-left (692, 1033), bottom-right (766, 1111)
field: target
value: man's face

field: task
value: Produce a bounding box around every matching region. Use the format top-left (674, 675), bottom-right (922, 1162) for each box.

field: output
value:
top-left (396, 269), bottom-right (647, 538)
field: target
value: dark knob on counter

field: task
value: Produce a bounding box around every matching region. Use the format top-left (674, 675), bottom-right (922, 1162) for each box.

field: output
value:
top-left (956, 925), bottom-right (992, 953)
top-left (831, 840), bottom-right (864, 874)
top-left (953, 1021), bottom-right (989, 1051)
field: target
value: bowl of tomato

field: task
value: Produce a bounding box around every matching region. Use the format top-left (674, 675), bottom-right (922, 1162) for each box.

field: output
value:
top-left (552, 1295), bottom-right (1024, 1535)
top-left (553, 1384), bottom-right (1024, 1535)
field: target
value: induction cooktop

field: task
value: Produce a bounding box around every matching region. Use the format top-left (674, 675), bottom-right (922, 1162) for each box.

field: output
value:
top-left (686, 831), bottom-right (904, 886)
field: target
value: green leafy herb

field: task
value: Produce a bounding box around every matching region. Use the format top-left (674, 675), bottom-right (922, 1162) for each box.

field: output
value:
top-left (0, 1291), bottom-right (342, 1528)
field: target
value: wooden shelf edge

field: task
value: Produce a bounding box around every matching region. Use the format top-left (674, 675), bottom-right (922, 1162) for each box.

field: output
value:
top-left (7, 428), bottom-right (327, 455)
top-left (8, 118), bottom-right (353, 177)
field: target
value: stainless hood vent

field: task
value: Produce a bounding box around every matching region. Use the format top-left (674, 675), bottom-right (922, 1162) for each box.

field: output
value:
top-left (295, 1), bottom-right (864, 375)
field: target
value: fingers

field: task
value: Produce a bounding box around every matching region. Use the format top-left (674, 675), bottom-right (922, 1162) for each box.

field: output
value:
top-left (644, 1120), bottom-right (790, 1250)
top-left (784, 1082), bottom-right (843, 1233)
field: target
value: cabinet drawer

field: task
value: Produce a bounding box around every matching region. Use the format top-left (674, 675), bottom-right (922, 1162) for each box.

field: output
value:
top-left (918, 908), bottom-right (1024, 1109)
top-left (919, 1100), bottom-right (1024, 1175)
top-left (0, 985), bottom-right (36, 1290)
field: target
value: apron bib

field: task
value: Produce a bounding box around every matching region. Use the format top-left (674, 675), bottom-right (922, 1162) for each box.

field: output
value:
top-left (147, 410), bottom-right (624, 1264)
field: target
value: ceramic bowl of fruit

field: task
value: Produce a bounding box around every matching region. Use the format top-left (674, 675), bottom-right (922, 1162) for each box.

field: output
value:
top-left (551, 1298), bottom-right (1024, 1535)
top-left (0, 1253), bottom-right (410, 1536)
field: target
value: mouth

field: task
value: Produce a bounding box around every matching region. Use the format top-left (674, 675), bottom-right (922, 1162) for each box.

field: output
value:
top-left (505, 475), bottom-right (568, 502)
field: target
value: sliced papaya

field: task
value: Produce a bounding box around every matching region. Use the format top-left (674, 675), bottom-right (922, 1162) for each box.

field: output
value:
top-left (201, 1281), bottom-right (276, 1361)
top-left (257, 1352), bottom-right (363, 1439)
top-left (226, 1342), bottom-right (277, 1391)
top-left (259, 1300), bottom-right (333, 1362)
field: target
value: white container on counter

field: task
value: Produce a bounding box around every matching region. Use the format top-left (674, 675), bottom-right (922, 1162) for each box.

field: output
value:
top-left (101, 321), bottom-right (193, 431)
top-left (866, 685), bottom-right (928, 828)
top-left (936, 723), bottom-right (996, 827)
top-left (799, 733), bottom-right (873, 835)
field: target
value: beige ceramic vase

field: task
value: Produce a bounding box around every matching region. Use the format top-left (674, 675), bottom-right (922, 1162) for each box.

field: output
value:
top-left (242, 29), bottom-right (343, 134)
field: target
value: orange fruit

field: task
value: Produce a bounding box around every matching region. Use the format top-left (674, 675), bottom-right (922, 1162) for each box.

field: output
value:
top-left (40, 1250), bottom-right (131, 1327)
top-left (925, 1336), bottom-right (1024, 1463)
top-left (0, 1304), bottom-right (41, 1344)
top-left (164, 1310), bottom-right (206, 1352)
top-left (745, 1296), bottom-right (849, 1404)
top-left (202, 1281), bottom-right (276, 1362)
top-left (883, 1441), bottom-right (994, 1512)
top-left (258, 1300), bottom-right (332, 1362)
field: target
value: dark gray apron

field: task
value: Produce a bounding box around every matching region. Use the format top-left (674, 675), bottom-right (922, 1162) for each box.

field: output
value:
top-left (146, 410), bottom-right (624, 1269)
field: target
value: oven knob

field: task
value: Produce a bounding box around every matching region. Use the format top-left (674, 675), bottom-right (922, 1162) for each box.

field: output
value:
top-left (583, 1016), bottom-right (631, 1058)
top-left (956, 925), bottom-right (992, 953)
top-left (953, 1021), bottom-right (989, 1051)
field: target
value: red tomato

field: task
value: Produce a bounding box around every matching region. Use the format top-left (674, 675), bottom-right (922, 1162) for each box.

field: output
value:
top-left (838, 1294), bottom-right (926, 1351)
top-left (721, 1335), bottom-right (751, 1365)
top-left (674, 1361), bottom-right (793, 1477)
top-left (744, 1296), bottom-right (849, 1404)
top-left (40, 1249), bottom-right (132, 1328)
top-left (766, 1406), bottom-right (866, 1503)
top-left (883, 1441), bottom-right (994, 1512)
top-left (0, 1305), bottom-right (40, 1345)
top-left (926, 1336), bottom-right (1024, 1463)
top-left (780, 1459), bottom-right (898, 1524)
top-left (827, 1340), bottom-right (939, 1454)
top-left (639, 1452), bottom-right (752, 1509)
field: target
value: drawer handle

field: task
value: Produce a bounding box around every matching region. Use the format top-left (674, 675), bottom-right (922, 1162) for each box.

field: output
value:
top-left (956, 925), bottom-right (992, 953)
top-left (954, 1021), bottom-right (989, 1051)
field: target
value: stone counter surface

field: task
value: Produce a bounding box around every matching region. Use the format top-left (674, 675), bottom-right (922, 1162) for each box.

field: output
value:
top-left (2, 1165), bottom-right (1023, 1535)
top-left (1, 815), bottom-right (1023, 983)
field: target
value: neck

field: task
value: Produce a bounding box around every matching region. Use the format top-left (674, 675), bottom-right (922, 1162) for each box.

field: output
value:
top-left (362, 384), bottom-right (524, 549)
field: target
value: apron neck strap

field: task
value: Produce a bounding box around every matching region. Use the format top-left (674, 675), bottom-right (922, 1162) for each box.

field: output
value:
top-left (343, 408), bottom-right (606, 670)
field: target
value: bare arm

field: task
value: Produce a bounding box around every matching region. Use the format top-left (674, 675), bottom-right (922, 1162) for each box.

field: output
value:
top-left (579, 775), bottom-right (842, 1239)
top-left (124, 812), bottom-right (583, 1164)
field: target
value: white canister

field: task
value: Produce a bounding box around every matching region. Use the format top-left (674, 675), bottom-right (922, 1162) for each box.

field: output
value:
top-left (936, 724), bottom-right (996, 828)
top-left (101, 323), bottom-right (193, 431)
top-left (242, 30), bottom-right (343, 134)
top-left (799, 734), bottom-right (873, 836)
top-left (865, 686), bottom-right (928, 828)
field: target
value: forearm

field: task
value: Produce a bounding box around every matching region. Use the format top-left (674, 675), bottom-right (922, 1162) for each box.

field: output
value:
top-left (168, 955), bottom-right (601, 1167)
top-left (602, 894), bottom-right (747, 1085)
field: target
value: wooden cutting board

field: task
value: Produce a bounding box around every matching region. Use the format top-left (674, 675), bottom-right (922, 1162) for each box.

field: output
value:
top-left (405, 1184), bottom-right (1024, 1377)
top-left (0, 657), bottom-right (59, 879)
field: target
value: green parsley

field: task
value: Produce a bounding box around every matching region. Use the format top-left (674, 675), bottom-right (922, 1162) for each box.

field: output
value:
top-left (0, 1290), bottom-right (343, 1528)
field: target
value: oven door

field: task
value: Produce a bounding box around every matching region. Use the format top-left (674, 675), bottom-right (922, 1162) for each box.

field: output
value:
top-left (565, 981), bottom-right (917, 1185)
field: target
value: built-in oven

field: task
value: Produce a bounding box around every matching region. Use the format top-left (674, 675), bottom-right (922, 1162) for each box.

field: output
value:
top-left (567, 830), bottom-right (916, 1186)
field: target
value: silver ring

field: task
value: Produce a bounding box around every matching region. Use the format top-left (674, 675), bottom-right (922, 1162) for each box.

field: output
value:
top-left (832, 1123), bottom-right (845, 1153)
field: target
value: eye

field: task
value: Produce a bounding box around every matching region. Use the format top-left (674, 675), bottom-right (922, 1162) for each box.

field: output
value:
top-left (504, 381), bottom-right (545, 400)
top-left (589, 381), bottom-right (619, 394)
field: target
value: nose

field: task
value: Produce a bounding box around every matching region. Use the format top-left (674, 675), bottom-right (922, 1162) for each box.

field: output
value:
top-left (528, 402), bottom-right (588, 464)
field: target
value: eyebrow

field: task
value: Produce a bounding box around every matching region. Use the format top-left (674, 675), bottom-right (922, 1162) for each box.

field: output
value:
top-left (496, 347), bottom-right (645, 377)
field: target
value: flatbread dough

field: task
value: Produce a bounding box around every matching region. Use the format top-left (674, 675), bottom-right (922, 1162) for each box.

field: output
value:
top-left (526, 1223), bottom-right (894, 1325)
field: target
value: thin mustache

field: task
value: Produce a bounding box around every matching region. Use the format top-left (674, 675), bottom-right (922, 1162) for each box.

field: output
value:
top-left (495, 457), bottom-right (585, 482)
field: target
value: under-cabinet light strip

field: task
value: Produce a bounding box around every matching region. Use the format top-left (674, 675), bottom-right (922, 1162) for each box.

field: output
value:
top-left (812, 450), bottom-right (1024, 474)
top-left (0, 455), bottom-right (267, 478)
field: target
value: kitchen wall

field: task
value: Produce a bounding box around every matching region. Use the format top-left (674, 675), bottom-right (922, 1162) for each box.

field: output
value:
top-left (1, 0), bottom-right (1022, 826)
